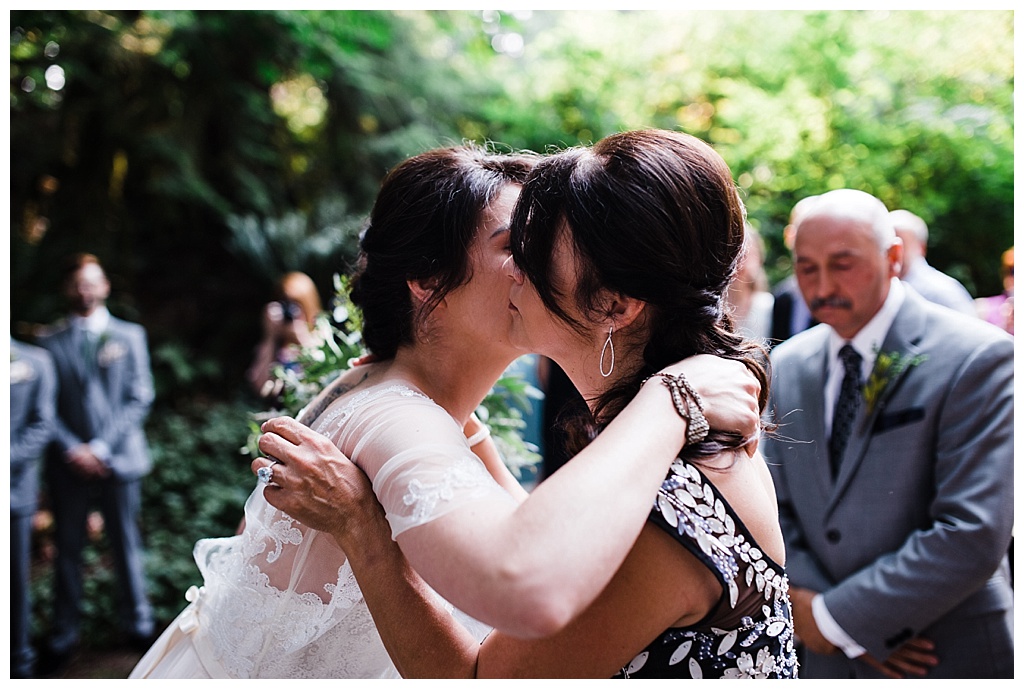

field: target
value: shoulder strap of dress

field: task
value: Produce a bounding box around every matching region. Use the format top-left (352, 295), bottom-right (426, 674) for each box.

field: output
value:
top-left (649, 459), bottom-right (787, 612)
top-left (650, 460), bottom-right (739, 602)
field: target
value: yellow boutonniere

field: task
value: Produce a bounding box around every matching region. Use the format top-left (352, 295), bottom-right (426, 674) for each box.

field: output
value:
top-left (863, 349), bottom-right (927, 414)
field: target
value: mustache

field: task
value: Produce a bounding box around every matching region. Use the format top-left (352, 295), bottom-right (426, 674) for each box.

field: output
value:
top-left (809, 296), bottom-right (852, 311)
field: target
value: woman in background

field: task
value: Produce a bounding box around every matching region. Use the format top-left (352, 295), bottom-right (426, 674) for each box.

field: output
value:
top-left (247, 271), bottom-right (329, 401)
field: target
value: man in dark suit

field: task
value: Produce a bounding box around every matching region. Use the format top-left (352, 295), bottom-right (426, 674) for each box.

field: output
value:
top-left (769, 195), bottom-right (818, 345)
top-left (36, 254), bottom-right (156, 671)
top-left (10, 337), bottom-right (58, 679)
top-left (762, 190), bottom-right (1014, 678)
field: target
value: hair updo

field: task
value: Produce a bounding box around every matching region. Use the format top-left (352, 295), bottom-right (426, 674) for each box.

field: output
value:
top-left (509, 129), bottom-right (769, 458)
top-left (350, 144), bottom-right (536, 359)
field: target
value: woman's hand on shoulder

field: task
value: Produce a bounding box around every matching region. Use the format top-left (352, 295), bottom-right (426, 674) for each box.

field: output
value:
top-left (653, 355), bottom-right (761, 453)
top-left (253, 416), bottom-right (383, 545)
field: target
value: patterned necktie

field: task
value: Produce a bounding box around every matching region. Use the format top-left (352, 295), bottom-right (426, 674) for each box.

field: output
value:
top-left (829, 344), bottom-right (863, 477)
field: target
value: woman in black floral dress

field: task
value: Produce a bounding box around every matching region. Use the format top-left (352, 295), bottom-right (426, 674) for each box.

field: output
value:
top-left (260, 129), bottom-right (797, 678)
top-left (613, 458), bottom-right (796, 678)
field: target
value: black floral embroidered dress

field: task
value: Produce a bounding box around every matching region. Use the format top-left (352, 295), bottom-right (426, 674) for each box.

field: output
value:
top-left (613, 459), bottom-right (798, 679)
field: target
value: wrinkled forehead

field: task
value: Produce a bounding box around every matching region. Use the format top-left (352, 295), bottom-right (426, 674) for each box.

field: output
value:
top-left (797, 196), bottom-right (895, 251)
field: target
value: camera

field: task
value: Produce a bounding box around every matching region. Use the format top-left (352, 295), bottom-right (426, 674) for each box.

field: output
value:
top-left (276, 300), bottom-right (304, 324)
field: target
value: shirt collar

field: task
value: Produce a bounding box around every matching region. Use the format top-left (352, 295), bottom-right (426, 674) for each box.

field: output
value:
top-left (72, 306), bottom-right (111, 336)
top-left (827, 278), bottom-right (904, 368)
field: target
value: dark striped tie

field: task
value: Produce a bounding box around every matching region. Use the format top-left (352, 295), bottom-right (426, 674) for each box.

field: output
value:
top-left (829, 344), bottom-right (863, 478)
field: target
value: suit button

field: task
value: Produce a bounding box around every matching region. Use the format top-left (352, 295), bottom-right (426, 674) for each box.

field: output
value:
top-left (826, 529), bottom-right (841, 543)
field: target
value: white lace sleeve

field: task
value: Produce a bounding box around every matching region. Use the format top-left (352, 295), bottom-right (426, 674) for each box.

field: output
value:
top-left (372, 443), bottom-right (516, 537)
top-left (150, 381), bottom-right (499, 679)
top-left (316, 382), bottom-right (517, 539)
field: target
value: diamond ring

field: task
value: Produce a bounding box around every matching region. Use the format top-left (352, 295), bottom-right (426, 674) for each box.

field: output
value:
top-left (257, 465), bottom-right (274, 484)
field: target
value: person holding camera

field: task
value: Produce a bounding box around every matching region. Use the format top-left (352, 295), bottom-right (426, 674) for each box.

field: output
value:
top-left (247, 271), bottom-right (326, 402)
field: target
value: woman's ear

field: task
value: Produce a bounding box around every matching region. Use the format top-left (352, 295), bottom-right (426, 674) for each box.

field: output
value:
top-left (603, 291), bottom-right (646, 331)
top-left (407, 278), bottom-right (435, 307)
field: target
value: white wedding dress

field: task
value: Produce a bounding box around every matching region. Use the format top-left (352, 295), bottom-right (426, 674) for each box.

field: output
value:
top-left (130, 381), bottom-right (513, 678)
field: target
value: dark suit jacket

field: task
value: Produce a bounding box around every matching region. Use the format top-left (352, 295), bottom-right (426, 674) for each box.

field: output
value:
top-left (762, 289), bottom-right (1014, 677)
top-left (38, 315), bottom-right (154, 481)
top-left (769, 275), bottom-right (815, 345)
top-left (10, 339), bottom-right (57, 515)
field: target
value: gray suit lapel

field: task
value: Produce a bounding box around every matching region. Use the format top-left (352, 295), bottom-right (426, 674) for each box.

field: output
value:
top-left (830, 294), bottom-right (927, 509)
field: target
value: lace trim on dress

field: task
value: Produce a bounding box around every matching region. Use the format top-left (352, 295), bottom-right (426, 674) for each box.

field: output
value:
top-left (313, 383), bottom-right (430, 437)
top-left (402, 452), bottom-right (497, 522)
top-left (170, 381), bottom-right (493, 678)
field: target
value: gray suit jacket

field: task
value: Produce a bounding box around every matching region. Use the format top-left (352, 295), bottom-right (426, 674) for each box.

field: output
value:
top-left (38, 315), bottom-right (154, 480)
top-left (10, 339), bottom-right (57, 515)
top-left (762, 289), bottom-right (1014, 676)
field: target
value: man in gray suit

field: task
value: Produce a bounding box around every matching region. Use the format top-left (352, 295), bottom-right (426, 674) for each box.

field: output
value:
top-left (10, 337), bottom-right (58, 679)
top-left (36, 253), bottom-right (156, 672)
top-left (762, 189), bottom-right (1013, 678)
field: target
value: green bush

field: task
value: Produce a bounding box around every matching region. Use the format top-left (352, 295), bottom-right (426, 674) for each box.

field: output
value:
top-left (141, 399), bottom-right (257, 624)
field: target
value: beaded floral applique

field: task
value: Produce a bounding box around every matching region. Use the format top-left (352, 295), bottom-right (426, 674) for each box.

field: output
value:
top-left (616, 459), bottom-right (798, 679)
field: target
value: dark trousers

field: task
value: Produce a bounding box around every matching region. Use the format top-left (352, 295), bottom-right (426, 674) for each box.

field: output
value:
top-left (46, 468), bottom-right (153, 653)
top-left (11, 511), bottom-right (36, 678)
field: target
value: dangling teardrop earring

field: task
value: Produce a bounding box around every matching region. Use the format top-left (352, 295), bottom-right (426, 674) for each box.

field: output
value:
top-left (600, 325), bottom-right (615, 378)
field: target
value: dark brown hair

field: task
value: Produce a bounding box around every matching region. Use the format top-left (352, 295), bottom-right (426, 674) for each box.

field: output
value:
top-left (510, 129), bottom-right (769, 459)
top-left (350, 144), bottom-right (537, 359)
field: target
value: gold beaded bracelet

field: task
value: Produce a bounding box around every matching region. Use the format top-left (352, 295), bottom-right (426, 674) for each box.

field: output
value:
top-left (642, 372), bottom-right (711, 447)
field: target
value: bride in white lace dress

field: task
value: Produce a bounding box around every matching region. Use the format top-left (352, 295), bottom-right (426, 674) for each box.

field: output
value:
top-left (130, 145), bottom-right (760, 679)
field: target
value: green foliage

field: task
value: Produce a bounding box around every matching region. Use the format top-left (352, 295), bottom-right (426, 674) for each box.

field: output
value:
top-left (11, 10), bottom-right (1013, 373)
top-left (478, 373), bottom-right (544, 480)
top-left (441, 10), bottom-right (1013, 295)
top-left (13, 9), bottom-right (1013, 650)
top-left (141, 399), bottom-right (255, 623)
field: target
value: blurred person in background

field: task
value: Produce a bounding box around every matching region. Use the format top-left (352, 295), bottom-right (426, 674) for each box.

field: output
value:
top-left (975, 246), bottom-right (1013, 335)
top-left (763, 190), bottom-right (1013, 678)
top-left (10, 337), bottom-right (57, 679)
top-left (889, 209), bottom-right (975, 316)
top-left (727, 223), bottom-right (774, 343)
top-left (247, 271), bottom-right (328, 402)
top-left (770, 195), bottom-right (818, 345)
top-left (36, 253), bottom-right (156, 674)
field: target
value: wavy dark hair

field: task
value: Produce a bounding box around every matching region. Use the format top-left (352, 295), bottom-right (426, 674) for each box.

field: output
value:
top-left (350, 144), bottom-right (537, 359)
top-left (509, 129), bottom-right (769, 460)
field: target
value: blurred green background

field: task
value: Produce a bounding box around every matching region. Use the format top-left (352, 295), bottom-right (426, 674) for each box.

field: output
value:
top-left (9, 9), bottom-right (1015, 649)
